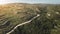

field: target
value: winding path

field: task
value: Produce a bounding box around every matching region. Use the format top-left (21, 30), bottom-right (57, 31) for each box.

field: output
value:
top-left (6, 14), bottom-right (40, 34)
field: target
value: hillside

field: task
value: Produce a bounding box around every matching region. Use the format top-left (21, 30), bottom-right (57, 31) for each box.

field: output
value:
top-left (0, 3), bottom-right (60, 34)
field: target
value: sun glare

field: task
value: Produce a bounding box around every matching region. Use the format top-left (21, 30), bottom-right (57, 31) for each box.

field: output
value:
top-left (0, 2), bottom-right (5, 5)
top-left (0, 0), bottom-right (8, 5)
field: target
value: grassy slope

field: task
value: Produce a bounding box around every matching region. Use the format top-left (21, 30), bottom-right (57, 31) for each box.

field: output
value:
top-left (0, 3), bottom-right (60, 34)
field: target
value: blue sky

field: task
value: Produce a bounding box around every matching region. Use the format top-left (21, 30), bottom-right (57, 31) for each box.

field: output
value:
top-left (0, 0), bottom-right (60, 4)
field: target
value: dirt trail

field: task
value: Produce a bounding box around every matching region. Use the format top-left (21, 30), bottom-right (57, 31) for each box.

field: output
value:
top-left (6, 14), bottom-right (40, 34)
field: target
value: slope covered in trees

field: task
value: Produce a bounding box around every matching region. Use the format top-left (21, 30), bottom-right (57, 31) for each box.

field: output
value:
top-left (0, 3), bottom-right (60, 34)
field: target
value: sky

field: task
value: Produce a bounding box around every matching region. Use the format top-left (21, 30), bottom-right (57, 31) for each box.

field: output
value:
top-left (0, 0), bottom-right (60, 4)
